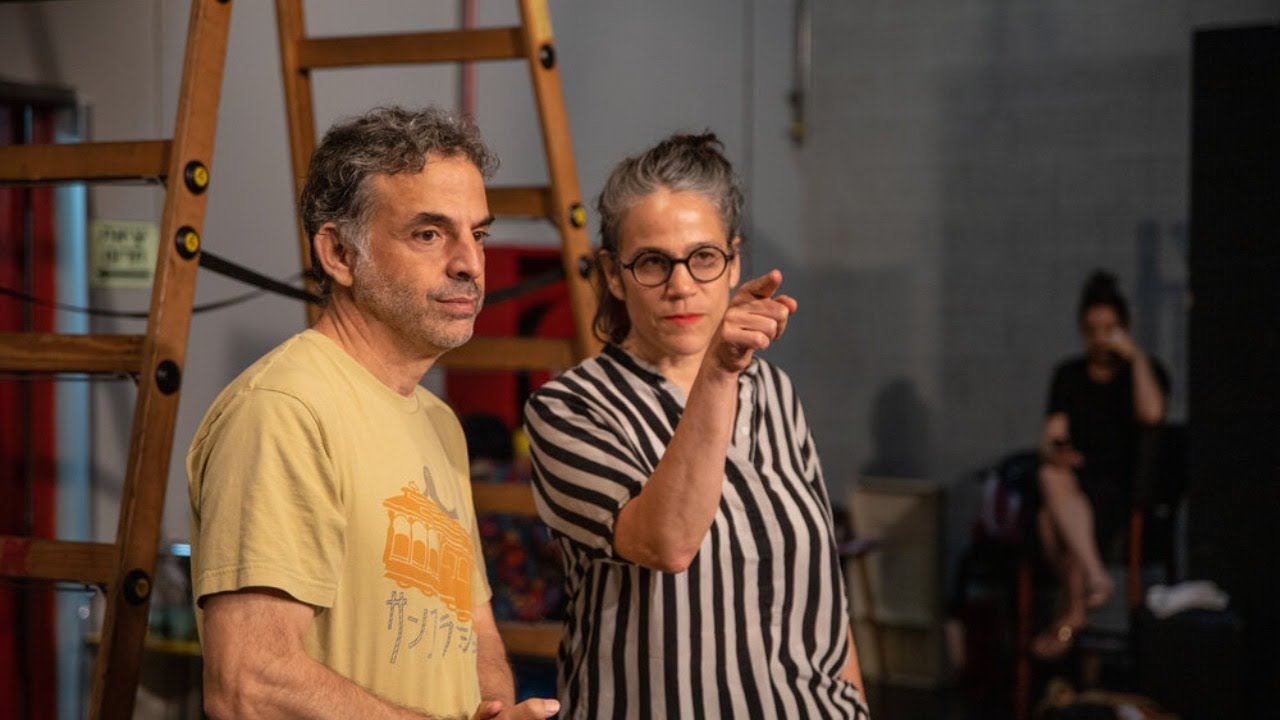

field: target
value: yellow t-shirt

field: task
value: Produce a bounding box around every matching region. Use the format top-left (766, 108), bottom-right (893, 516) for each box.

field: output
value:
top-left (187, 329), bottom-right (490, 717)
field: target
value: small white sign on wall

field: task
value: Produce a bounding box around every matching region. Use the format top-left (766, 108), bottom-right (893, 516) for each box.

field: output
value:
top-left (90, 220), bottom-right (158, 289)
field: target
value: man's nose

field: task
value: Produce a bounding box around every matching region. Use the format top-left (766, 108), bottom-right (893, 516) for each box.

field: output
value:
top-left (449, 236), bottom-right (484, 280)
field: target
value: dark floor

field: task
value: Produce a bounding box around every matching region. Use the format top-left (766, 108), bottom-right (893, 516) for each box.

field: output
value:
top-left (863, 681), bottom-right (966, 720)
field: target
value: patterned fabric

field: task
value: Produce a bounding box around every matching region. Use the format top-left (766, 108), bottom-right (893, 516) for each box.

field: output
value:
top-left (525, 344), bottom-right (870, 719)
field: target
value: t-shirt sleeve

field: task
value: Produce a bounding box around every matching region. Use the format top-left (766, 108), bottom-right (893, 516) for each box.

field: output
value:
top-left (189, 389), bottom-right (346, 608)
top-left (523, 385), bottom-right (649, 561)
top-left (1047, 363), bottom-right (1072, 415)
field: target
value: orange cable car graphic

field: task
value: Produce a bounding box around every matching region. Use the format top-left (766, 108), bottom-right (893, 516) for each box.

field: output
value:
top-left (382, 481), bottom-right (474, 624)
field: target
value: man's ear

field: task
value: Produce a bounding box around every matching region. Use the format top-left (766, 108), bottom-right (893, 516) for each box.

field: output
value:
top-left (314, 223), bottom-right (356, 291)
top-left (728, 235), bottom-right (742, 288)
top-left (599, 250), bottom-right (626, 301)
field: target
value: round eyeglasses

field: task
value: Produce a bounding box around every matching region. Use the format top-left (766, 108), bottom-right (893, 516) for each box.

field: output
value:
top-left (620, 245), bottom-right (735, 287)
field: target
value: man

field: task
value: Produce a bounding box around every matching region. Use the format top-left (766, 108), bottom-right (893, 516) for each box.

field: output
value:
top-left (187, 107), bottom-right (558, 719)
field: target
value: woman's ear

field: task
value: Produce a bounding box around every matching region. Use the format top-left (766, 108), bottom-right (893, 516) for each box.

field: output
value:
top-left (600, 249), bottom-right (626, 301)
top-left (728, 235), bottom-right (742, 288)
top-left (314, 223), bottom-right (356, 291)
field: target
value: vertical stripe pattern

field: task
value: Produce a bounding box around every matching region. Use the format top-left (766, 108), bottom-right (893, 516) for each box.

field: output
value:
top-left (524, 345), bottom-right (870, 719)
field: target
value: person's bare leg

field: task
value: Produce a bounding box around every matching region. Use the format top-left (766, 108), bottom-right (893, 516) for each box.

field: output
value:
top-left (1037, 509), bottom-right (1061, 569)
top-left (1032, 509), bottom-right (1090, 658)
top-left (1037, 509), bottom-right (1073, 607)
top-left (1038, 464), bottom-right (1113, 607)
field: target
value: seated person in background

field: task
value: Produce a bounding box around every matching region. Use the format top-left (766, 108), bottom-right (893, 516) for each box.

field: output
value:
top-left (1033, 270), bottom-right (1169, 659)
top-left (188, 107), bottom-right (556, 720)
top-left (524, 133), bottom-right (869, 718)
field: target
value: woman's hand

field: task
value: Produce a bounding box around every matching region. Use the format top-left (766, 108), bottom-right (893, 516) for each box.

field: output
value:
top-left (1045, 441), bottom-right (1085, 469)
top-left (1107, 327), bottom-right (1142, 361)
top-left (705, 269), bottom-right (798, 377)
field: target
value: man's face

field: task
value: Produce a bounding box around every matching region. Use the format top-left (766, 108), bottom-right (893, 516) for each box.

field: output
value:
top-left (351, 153), bottom-right (491, 358)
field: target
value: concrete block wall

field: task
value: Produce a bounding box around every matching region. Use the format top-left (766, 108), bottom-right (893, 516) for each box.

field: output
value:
top-left (801, 0), bottom-right (1280, 504)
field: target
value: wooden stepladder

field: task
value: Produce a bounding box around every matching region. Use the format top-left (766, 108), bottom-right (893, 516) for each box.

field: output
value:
top-left (274, 0), bottom-right (601, 659)
top-left (0, 1), bottom-right (232, 717)
top-left (275, 0), bottom-right (599, 365)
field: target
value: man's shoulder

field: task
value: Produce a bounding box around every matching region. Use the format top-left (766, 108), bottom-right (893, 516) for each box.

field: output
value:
top-left (196, 332), bottom-right (345, 433)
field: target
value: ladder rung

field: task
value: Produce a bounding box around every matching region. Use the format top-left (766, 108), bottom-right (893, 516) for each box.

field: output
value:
top-left (487, 186), bottom-right (553, 218)
top-left (0, 333), bottom-right (146, 374)
top-left (438, 337), bottom-right (575, 371)
top-left (496, 621), bottom-right (561, 659)
top-left (0, 537), bottom-right (117, 586)
top-left (296, 27), bottom-right (523, 69)
top-left (473, 482), bottom-right (539, 517)
top-left (0, 140), bottom-right (171, 184)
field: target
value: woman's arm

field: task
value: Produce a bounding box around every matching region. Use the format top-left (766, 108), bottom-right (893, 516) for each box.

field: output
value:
top-left (842, 625), bottom-right (865, 689)
top-left (1109, 329), bottom-right (1166, 424)
top-left (613, 271), bottom-right (796, 572)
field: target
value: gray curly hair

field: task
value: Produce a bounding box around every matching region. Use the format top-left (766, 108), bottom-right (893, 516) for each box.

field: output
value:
top-left (300, 106), bottom-right (498, 299)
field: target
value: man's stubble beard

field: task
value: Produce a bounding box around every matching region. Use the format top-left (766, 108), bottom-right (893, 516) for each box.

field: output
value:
top-left (352, 252), bottom-right (480, 357)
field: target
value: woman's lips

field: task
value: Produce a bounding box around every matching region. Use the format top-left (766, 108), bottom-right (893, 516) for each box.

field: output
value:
top-left (663, 313), bottom-right (704, 327)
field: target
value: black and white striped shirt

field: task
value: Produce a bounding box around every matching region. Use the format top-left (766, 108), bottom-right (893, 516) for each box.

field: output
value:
top-left (524, 344), bottom-right (869, 719)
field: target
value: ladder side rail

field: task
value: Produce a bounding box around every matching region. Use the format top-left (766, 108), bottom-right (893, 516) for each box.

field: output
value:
top-left (516, 0), bottom-right (600, 361)
top-left (275, 0), bottom-right (323, 325)
top-left (90, 1), bottom-right (233, 716)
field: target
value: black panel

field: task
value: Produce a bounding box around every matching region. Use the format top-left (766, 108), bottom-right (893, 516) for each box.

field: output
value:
top-left (1189, 24), bottom-right (1280, 719)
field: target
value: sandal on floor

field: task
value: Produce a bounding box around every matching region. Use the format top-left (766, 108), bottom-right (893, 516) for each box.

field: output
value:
top-left (1031, 621), bottom-right (1083, 660)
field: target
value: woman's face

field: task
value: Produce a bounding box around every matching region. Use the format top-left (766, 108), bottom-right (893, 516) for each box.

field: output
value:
top-left (1080, 304), bottom-right (1122, 364)
top-left (604, 188), bottom-right (741, 365)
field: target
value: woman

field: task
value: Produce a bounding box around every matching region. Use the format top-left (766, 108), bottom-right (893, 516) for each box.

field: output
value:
top-left (524, 133), bottom-right (869, 718)
top-left (1032, 270), bottom-right (1169, 658)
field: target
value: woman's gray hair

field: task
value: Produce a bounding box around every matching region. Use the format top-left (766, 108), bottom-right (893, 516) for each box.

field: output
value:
top-left (300, 106), bottom-right (498, 299)
top-left (593, 132), bottom-right (744, 344)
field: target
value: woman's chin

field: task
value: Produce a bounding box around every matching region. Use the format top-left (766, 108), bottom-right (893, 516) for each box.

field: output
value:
top-left (629, 330), bottom-right (709, 362)
top-left (658, 333), bottom-right (712, 359)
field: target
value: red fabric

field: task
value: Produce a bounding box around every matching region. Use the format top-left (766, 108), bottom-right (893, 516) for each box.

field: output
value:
top-left (445, 246), bottom-right (575, 430)
top-left (0, 104), bottom-right (60, 719)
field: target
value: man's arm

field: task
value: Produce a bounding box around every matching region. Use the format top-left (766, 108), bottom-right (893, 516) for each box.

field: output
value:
top-left (469, 601), bottom-right (560, 720)
top-left (202, 589), bottom-right (433, 720)
top-left (472, 602), bottom-right (514, 705)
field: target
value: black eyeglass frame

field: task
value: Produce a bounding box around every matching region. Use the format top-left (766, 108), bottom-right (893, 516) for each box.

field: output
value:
top-left (617, 244), bottom-right (737, 287)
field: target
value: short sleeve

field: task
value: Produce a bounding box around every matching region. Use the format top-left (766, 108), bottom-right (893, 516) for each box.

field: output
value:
top-left (188, 389), bottom-right (346, 608)
top-left (523, 385), bottom-right (650, 560)
top-left (1047, 363), bottom-right (1073, 415)
top-left (787, 376), bottom-right (826, 489)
